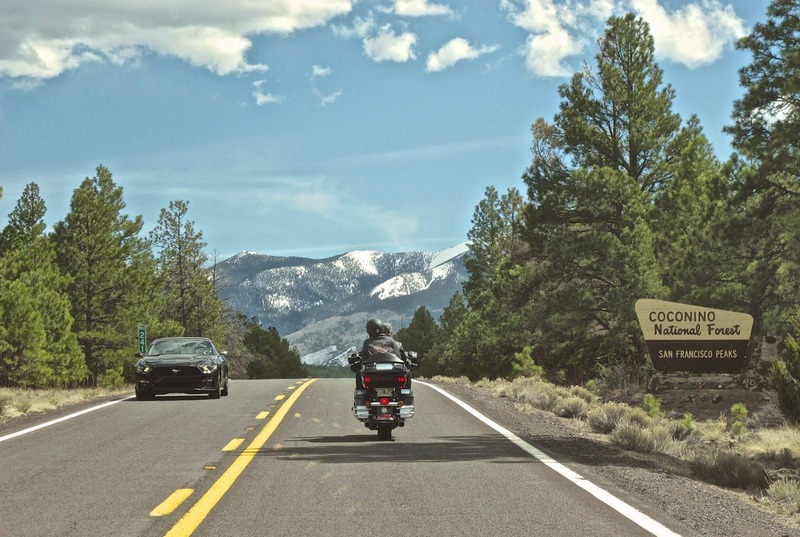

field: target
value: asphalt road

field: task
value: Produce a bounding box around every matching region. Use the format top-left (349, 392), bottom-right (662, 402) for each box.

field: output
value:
top-left (0, 379), bottom-right (692, 537)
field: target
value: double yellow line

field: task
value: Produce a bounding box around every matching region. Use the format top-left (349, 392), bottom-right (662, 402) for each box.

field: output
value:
top-left (164, 378), bottom-right (317, 537)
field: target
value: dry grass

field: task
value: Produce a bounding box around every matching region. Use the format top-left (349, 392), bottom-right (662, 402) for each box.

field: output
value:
top-left (767, 479), bottom-right (800, 514)
top-left (0, 387), bottom-right (130, 424)
top-left (738, 427), bottom-right (800, 462)
top-left (450, 375), bottom-right (800, 501)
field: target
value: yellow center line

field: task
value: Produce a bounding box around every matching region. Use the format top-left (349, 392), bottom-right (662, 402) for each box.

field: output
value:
top-left (164, 378), bottom-right (317, 537)
top-left (151, 489), bottom-right (194, 517)
top-left (221, 438), bottom-right (244, 452)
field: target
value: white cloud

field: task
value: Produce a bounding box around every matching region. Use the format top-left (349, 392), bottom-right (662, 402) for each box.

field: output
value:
top-left (315, 89), bottom-right (343, 106)
top-left (259, 177), bottom-right (419, 242)
top-left (388, 0), bottom-right (454, 17)
top-left (501, 0), bottom-right (746, 76)
top-left (0, 0), bottom-right (354, 80)
top-left (501, 0), bottom-right (590, 76)
top-left (426, 38), bottom-right (499, 72)
top-left (631, 0), bottom-right (746, 68)
top-left (311, 64), bottom-right (333, 78)
top-left (253, 79), bottom-right (284, 105)
top-left (332, 13), bottom-right (376, 39)
top-left (363, 25), bottom-right (417, 63)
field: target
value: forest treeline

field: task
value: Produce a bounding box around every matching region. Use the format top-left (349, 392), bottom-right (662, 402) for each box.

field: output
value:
top-left (394, 5), bottom-right (800, 420)
top-left (0, 167), bottom-right (305, 388)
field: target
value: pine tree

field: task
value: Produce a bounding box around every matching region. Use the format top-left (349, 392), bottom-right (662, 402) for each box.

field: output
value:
top-left (725, 0), bottom-right (800, 331)
top-left (0, 183), bottom-right (86, 386)
top-left (519, 14), bottom-right (707, 379)
top-left (53, 166), bottom-right (157, 386)
top-left (149, 200), bottom-right (224, 341)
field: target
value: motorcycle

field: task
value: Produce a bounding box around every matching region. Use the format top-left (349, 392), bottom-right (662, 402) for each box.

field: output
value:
top-left (349, 350), bottom-right (417, 440)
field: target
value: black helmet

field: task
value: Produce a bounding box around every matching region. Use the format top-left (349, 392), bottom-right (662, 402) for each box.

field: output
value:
top-left (366, 318), bottom-right (383, 337)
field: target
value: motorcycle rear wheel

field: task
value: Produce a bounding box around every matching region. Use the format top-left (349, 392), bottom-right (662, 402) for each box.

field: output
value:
top-left (377, 424), bottom-right (393, 441)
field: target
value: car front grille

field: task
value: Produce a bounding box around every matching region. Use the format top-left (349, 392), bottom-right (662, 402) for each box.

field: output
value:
top-left (151, 366), bottom-right (202, 388)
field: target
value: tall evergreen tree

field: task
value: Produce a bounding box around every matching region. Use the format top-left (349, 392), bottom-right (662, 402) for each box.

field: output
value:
top-left (519, 14), bottom-right (712, 380)
top-left (0, 184), bottom-right (86, 386)
top-left (53, 166), bottom-right (158, 386)
top-left (726, 0), bottom-right (800, 332)
top-left (243, 321), bottom-right (305, 379)
top-left (394, 305), bottom-right (438, 375)
top-left (149, 200), bottom-right (224, 341)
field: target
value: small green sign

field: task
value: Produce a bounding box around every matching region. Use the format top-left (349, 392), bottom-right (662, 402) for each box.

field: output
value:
top-left (138, 325), bottom-right (147, 354)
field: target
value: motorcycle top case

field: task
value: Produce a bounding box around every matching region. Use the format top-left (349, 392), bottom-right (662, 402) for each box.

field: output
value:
top-left (360, 353), bottom-right (410, 388)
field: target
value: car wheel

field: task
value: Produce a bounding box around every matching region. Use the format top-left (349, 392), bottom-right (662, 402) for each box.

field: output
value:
top-left (209, 376), bottom-right (222, 399)
top-left (221, 377), bottom-right (229, 397)
top-left (135, 389), bottom-right (154, 401)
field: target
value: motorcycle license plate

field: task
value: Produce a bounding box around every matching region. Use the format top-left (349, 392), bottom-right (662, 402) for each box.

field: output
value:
top-left (374, 388), bottom-right (393, 397)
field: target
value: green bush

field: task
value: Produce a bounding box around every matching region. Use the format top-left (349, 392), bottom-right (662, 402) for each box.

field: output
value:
top-left (512, 346), bottom-right (544, 378)
top-left (670, 412), bottom-right (696, 440)
top-left (642, 393), bottom-right (664, 417)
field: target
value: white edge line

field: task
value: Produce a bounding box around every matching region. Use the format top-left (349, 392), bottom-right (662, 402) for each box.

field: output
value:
top-left (418, 381), bottom-right (683, 537)
top-left (0, 395), bottom-right (134, 443)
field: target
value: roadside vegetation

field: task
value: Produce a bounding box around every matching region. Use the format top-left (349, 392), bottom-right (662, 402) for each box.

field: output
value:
top-left (431, 374), bottom-right (800, 521)
top-left (0, 386), bottom-right (130, 425)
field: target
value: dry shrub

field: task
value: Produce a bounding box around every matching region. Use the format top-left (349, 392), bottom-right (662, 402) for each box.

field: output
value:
top-left (668, 413), bottom-right (696, 441)
top-left (611, 422), bottom-right (656, 454)
top-left (554, 396), bottom-right (589, 419)
top-left (587, 402), bottom-right (629, 434)
top-left (738, 426), bottom-right (800, 462)
top-left (767, 478), bottom-right (800, 514)
top-left (623, 407), bottom-right (652, 428)
top-left (696, 416), bottom-right (729, 445)
top-left (650, 424), bottom-right (672, 453)
top-left (690, 450), bottom-right (769, 490)
top-left (569, 385), bottom-right (598, 404)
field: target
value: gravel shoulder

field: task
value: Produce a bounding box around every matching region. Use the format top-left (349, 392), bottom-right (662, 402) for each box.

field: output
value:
top-left (431, 380), bottom-right (800, 537)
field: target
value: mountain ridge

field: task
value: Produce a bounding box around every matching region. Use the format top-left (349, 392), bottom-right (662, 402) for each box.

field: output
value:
top-left (216, 243), bottom-right (469, 365)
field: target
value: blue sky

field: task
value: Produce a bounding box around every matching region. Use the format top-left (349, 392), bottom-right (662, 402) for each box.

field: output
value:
top-left (0, 0), bottom-right (770, 260)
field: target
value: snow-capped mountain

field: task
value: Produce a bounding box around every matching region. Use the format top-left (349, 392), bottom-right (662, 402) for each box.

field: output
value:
top-left (216, 243), bottom-right (469, 365)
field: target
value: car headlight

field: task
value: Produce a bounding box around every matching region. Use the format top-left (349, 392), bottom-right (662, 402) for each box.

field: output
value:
top-left (200, 363), bottom-right (219, 374)
top-left (136, 363), bottom-right (152, 374)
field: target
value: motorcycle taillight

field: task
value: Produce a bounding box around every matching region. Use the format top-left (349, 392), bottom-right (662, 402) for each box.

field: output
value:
top-left (362, 375), bottom-right (372, 385)
top-left (397, 375), bottom-right (407, 384)
top-left (379, 397), bottom-right (390, 405)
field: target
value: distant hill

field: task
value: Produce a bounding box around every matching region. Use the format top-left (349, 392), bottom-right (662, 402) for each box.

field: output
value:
top-left (216, 243), bottom-right (469, 365)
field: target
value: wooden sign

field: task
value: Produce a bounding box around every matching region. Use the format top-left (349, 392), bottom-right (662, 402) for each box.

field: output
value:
top-left (635, 299), bottom-right (753, 373)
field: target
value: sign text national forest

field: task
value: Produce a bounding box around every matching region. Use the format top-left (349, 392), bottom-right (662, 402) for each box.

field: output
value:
top-left (635, 299), bottom-right (754, 373)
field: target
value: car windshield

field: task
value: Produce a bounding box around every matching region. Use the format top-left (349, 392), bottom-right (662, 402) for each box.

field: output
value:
top-left (147, 340), bottom-right (214, 356)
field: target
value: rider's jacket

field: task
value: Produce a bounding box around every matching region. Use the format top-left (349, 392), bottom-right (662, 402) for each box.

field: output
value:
top-left (361, 334), bottom-right (402, 360)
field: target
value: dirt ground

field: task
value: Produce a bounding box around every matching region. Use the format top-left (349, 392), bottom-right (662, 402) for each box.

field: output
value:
top-left (652, 386), bottom-right (783, 425)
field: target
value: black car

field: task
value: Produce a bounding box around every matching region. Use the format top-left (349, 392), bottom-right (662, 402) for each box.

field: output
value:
top-left (134, 337), bottom-right (229, 400)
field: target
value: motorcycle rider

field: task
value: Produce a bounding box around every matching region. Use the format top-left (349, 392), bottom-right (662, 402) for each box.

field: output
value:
top-left (353, 319), bottom-right (403, 408)
top-left (359, 318), bottom-right (402, 370)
